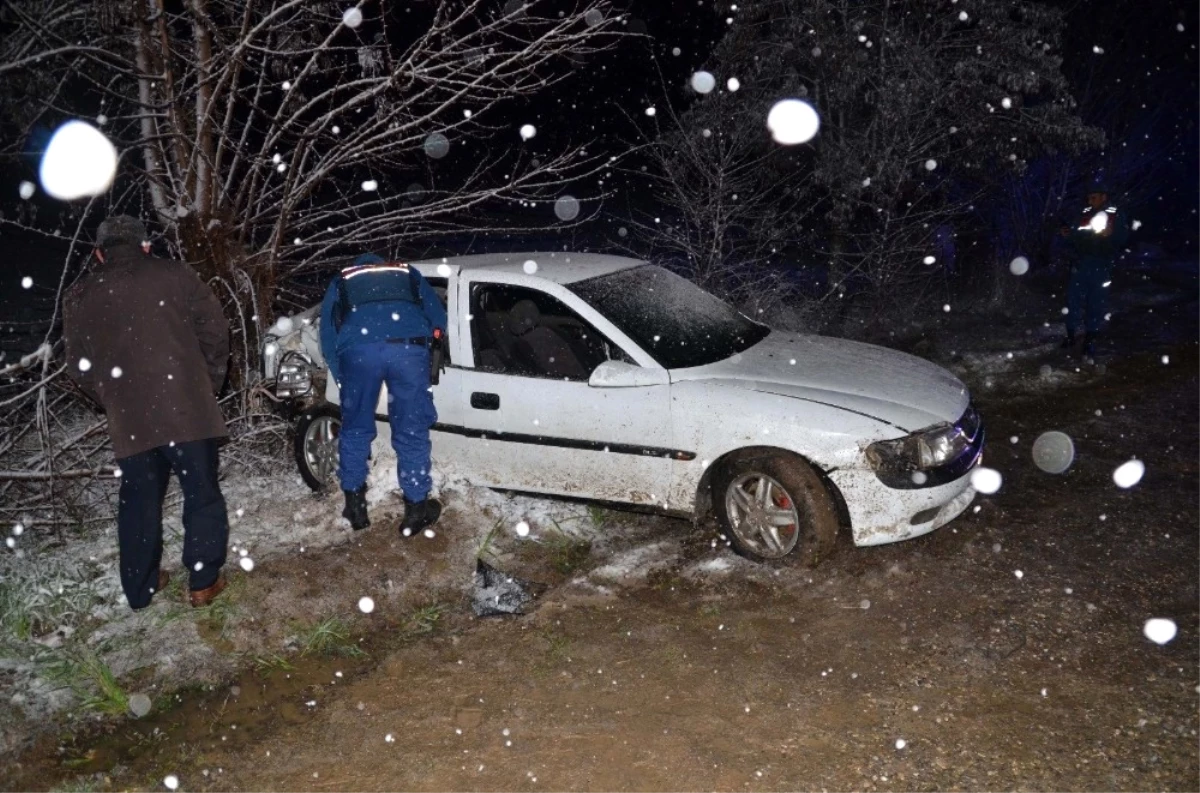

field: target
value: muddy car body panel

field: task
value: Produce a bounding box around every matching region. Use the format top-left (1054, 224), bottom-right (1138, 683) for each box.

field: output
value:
top-left (263, 252), bottom-right (981, 549)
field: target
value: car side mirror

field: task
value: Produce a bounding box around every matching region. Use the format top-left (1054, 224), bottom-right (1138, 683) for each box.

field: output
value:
top-left (588, 360), bottom-right (669, 388)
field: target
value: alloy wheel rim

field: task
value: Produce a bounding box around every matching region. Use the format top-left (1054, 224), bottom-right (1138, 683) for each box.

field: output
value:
top-left (304, 416), bottom-right (340, 488)
top-left (724, 472), bottom-right (801, 559)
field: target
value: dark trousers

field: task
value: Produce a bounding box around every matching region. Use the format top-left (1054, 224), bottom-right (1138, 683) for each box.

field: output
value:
top-left (116, 438), bottom-right (228, 609)
top-left (1066, 264), bottom-right (1112, 336)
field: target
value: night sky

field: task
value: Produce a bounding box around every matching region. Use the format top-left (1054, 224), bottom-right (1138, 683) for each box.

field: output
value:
top-left (2, 0), bottom-right (1197, 287)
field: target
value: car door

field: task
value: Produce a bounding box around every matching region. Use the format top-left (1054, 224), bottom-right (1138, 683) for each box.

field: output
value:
top-left (451, 275), bottom-right (676, 508)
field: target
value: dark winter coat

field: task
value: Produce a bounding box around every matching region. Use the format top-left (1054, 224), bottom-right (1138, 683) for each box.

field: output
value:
top-left (63, 244), bottom-right (230, 459)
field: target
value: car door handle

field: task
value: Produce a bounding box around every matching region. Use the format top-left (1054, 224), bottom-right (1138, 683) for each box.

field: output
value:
top-left (470, 392), bottom-right (500, 410)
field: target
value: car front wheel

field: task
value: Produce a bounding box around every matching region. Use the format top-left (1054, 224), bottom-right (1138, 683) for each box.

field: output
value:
top-left (712, 451), bottom-right (839, 565)
top-left (294, 403), bottom-right (342, 492)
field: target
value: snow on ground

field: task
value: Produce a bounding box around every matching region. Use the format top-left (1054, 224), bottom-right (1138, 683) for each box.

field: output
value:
top-left (587, 541), bottom-right (679, 584)
top-left (2, 258), bottom-right (1192, 756)
top-left (0, 468), bottom-right (335, 753)
top-left (0, 438), bottom-right (651, 754)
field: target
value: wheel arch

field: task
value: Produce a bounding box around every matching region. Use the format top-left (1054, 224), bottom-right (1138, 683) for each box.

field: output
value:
top-left (693, 445), bottom-right (851, 532)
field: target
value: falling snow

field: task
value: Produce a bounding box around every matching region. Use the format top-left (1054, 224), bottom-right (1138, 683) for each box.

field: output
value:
top-left (766, 99), bottom-right (820, 145)
top-left (690, 71), bottom-right (716, 94)
top-left (1112, 459), bottom-right (1145, 489)
top-left (38, 121), bottom-right (118, 200)
top-left (1143, 618), bottom-right (1177, 645)
top-left (970, 467), bottom-right (1003, 495)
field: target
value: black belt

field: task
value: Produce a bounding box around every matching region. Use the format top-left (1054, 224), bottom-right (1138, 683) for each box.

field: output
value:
top-left (385, 336), bottom-right (428, 346)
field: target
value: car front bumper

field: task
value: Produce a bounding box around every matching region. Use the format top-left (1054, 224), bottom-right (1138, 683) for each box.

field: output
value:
top-left (827, 467), bottom-right (977, 547)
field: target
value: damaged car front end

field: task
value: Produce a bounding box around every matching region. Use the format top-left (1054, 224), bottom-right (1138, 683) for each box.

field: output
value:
top-left (827, 404), bottom-right (984, 546)
top-left (260, 306), bottom-right (325, 413)
top-left (260, 306), bottom-right (343, 490)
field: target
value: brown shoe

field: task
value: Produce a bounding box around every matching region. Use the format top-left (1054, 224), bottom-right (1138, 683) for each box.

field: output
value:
top-left (156, 570), bottom-right (170, 595)
top-left (190, 575), bottom-right (227, 608)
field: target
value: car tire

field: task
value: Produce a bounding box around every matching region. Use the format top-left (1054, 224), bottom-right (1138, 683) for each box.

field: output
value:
top-left (294, 403), bottom-right (342, 492)
top-left (712, 450), bottom-right (839, 566)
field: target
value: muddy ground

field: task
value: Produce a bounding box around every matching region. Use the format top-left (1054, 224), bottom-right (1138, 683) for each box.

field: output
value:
top-left (2, 266), bottom-right (1198, 792)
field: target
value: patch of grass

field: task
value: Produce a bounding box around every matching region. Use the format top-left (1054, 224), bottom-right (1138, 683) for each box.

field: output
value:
top-left (161, 571), bottom-right (186, 601)
top-left (699, 603), bottom-right (721, 618)
top-left (50, 772), bottom-right (106, 792)
top-left (543, 521), bottom-right (592, 576)
top-left (538, 629), bottom-right (572, 663)
top-left (41, 649), bottom-right (129, 716)
top-left (296, 616), bottom-right (365, 658)
top-left (586, 504), bottom-right (611, 528)
top-left (0, 559), bottom-right (106, 645)
top-left (660, 644), bottom-right (686, 666)
top-left (0, 583), bottom-right (34, 642)
top-left (252, 653), bottom-right (296, 677)
top-left (646, 568), bottom-right (685, 591)
top-left (476, 518), bottom-right (504, 563)
top-left (404, 604), bottom-right (445, 636)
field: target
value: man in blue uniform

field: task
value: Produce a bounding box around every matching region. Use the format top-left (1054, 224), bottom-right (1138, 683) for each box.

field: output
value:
top-left (319, 253), bottom-right (448, 536)
top-left (1060, 183), bottom-right (1129, 359)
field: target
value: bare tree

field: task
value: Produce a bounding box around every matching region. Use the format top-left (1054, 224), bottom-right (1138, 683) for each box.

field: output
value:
top-left (635, 0), bottom-right (1101, 322)
top-left (0, 0), bottom-right (620, 531)
top-left (2, 0), bottom-right (619, 327)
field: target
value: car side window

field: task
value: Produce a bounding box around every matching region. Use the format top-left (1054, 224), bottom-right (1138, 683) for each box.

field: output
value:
top-left (470, 283), bottom-right (630, 379)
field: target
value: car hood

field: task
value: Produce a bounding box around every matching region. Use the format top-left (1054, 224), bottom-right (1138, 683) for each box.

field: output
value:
top-left (668, 331), bottom-right (969, 432)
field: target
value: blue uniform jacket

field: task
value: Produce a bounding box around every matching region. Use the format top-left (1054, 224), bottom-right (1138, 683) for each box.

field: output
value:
top-left (318, 264), bottom-right (448, 384)
top-left (1066, 204), bottom-right (1129, 271)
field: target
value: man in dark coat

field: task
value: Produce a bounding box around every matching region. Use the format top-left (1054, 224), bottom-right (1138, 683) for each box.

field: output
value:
top-left (63, 215), bottom-right (232, 610)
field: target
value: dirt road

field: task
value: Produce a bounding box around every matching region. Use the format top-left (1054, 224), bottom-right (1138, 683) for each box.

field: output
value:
top-left (4, 278), bottom-right (1197, 791)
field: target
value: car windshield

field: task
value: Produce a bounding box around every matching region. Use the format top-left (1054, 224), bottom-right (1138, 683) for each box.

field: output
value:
top-left (570, 264), bottom-right (769, 369)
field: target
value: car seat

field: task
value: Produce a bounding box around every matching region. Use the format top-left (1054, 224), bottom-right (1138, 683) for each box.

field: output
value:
top-left (506, 299), bottom-right (588, 379)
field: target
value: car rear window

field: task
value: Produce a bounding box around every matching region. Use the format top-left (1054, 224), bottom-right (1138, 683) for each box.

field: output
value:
top-left (570, 265), bottom-right (769, 369)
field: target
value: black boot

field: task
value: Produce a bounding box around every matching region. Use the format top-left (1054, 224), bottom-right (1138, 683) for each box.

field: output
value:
top-left (399, 496), bottom-right (442, 537)
top-left (1059, 329), bottom-right (1076, 349)
top-left (342, 486), bottom-right (369, 531)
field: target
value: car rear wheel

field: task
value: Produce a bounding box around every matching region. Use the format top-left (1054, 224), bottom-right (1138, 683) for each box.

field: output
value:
top-left (294, 403), bottom-right (342, 492)
top-left (713, 451), bottom-right (839, 565)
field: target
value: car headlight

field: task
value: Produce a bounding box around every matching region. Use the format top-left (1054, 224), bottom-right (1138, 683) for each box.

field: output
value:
top-left (867, 423), bottom-right (973, 475)
top-left (915, 424), bottom-right (972, 468)
top-left (276, 350), bottom-right (314, 398)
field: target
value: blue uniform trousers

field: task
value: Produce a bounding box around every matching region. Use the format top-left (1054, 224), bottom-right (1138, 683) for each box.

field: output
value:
top-left (337, 341), bottom-right (437, 501)
top-left (1066, 264), bottom-right (1111, 336)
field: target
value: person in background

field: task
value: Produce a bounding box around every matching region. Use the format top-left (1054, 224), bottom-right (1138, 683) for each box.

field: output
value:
top-left (1060, 183), bottom-right (1129, 359)
top-left (318, 253), bottom-right (447, 536)
top-left (63, 215), bottom-right (231, 610)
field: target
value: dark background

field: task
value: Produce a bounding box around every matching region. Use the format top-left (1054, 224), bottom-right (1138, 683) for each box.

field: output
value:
top-left (2, 0), bottom-right (1197, 351)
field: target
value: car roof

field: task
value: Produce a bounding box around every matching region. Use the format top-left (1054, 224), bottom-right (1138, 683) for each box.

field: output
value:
top-left (410, 251), bottom-right (645, 285)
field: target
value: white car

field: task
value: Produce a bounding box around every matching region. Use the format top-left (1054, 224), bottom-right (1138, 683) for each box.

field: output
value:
top-left (263, 252), bottom-right (983, 564)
